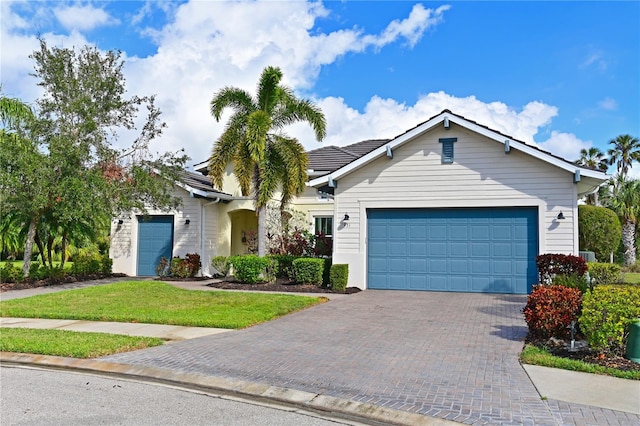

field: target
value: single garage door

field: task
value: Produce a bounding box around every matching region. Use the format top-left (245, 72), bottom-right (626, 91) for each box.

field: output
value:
top-left (137, 216), bottom-right (174, 276)
top-left (367, 208), bottom-right (538, 294)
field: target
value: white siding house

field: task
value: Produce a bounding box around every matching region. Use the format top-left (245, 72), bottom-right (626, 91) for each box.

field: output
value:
top-left (110, 110), bottom-right (607, 293)
top-left (309, 110), bottom-right (608, 293)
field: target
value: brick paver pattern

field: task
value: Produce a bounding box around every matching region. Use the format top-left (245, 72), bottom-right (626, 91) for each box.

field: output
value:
top-left (103, 291), bottom-right (639, 425)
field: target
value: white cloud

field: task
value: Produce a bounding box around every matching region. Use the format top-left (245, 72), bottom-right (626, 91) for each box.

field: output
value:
top-left (54, 5), bottom-right (118, 31)
top-left (628, 162), bottom-right (640, 180)
top-left (2, 0), bottom-right (588, 168)
top-left (598, 97), bottom-right (618, 111)
top-left (537, 131), bottom-right (591, 162)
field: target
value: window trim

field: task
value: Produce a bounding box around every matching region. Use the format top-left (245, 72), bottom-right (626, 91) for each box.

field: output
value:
top-left (314, 215), bottom-right (334, 238)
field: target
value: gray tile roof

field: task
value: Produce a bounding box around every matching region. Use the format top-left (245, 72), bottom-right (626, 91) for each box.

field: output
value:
top-left (180, 170), bottom-right (230, 196)
top-left (307, 139), bottom-right (389, 174)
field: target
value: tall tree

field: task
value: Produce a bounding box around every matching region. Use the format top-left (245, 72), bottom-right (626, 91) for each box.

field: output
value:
top-left (0, 39), bottom-right (188, 277)
top-left (576, 147), bottom-right (609, 205)
top-left (607, 134), bottom-right (640, 180)
top-left (208, 66), bottom-right (326, 256)
top-left (607, 177), bottom-right (640, 266)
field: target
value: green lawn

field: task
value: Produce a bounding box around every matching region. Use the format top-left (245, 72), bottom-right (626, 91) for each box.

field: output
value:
top-left (0, 280), bottom-right (327, 329)
top-left (625, 272), bottom-right (640, 284)
top-left (1, 260), bottom-right (73, 270)
top-left (0, 328), bottom-right (163, 358)
top-left (520, 344), bottom-right (640, 380)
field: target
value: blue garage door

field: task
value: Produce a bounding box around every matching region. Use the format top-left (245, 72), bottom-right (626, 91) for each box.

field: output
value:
top-left (367, 208), bottom-right (538, 294)
top-left (137, 216), bottom-right (174, 276)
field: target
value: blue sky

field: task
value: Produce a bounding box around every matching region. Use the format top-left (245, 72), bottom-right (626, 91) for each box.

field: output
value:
top-left (2, 1), bottom-right (638, 177)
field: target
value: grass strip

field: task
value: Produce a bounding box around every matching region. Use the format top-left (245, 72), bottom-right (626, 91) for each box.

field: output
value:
top-left (0, 281), bottom-right (327, 329)
top-left (520, 344), bottom-right (640, 380)
top-left (0, 328), bottom-right (163, 358)
top-left (625, 272), bottom-right (640, 284)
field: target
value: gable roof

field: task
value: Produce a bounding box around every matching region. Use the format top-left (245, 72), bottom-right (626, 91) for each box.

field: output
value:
top-left (308, 109), bottom-right (609, 197)
top-left (177, 170), bottom-right (233, 200)
top-left (307, 139), bottom-right (389, 175)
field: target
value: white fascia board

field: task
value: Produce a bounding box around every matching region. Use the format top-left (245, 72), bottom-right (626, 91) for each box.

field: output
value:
top-left (175, 181), bottom-right (234, 200)
top-left (456, 118), bottom-right (608, 181)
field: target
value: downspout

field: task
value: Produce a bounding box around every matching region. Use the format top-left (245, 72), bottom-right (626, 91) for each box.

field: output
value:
top-left (201, 198), bottom-right (221, 277)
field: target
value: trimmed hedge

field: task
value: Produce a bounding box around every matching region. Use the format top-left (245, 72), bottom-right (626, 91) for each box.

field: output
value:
top-left (523, 284), bottom-right (583, 339)
top-left (579, 285), bottom-right (640, 355)
top-left (587, 262), bottom-right (623, 285)
top-left (329, 264), bottom-right (349, 291)
top-left (268, 254), bottom-right (300, 280)
top-left (293, 258), bottom-right (324, 286)
top-left (230, 255), bottom-right (273, 284)
top-left (578, 205), bottom-right (622, 262)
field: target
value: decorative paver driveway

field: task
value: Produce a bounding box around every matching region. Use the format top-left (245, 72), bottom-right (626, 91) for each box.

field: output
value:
top-left (103, 291), bottom-right (639, 425)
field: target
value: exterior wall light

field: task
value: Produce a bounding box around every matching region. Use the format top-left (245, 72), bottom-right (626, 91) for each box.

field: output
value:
top-left (557, 212), bottom-right (565, 220)
top-left (185, 219), bottom-right (191, 225)
top-left (343, 213), bottom-right (350, 222)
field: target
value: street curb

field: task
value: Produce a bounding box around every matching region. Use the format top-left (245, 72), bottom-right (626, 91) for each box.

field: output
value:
top-left (1, 352), bottom-right (457, 426)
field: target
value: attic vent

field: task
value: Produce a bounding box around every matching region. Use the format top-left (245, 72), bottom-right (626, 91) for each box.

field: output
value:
top-left (439, 138), bottom-right (457, 164)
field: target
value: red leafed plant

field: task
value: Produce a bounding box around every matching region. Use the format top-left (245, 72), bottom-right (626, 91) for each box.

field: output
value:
top-left (523, 284), bottom-right (583, 339)
top-left (535, 254), bottom-right (587, 284)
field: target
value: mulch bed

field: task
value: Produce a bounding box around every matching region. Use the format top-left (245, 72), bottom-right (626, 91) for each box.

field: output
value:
top-left (206, 277), bottom-right (361, 294)
top-left (526, 336), bottom-right (640, 373)
top-left (0, 273), bottom-right (127, 292)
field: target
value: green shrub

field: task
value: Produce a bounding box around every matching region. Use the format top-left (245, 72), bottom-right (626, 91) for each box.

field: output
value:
top-left (72, 254), bottom-right (102, 275)
top-left (322, 257), bottom-right (332, 287)
top-left (29, 262), bottom-right (43, 280)
top-left (587, 262), bottom-right (623, 285)
top-left (169, 257), bottom-right (189, 278)
top-left (211, 256), bottom-right (230, 277)
top-left (625, 260), bottom-right (640, 273)
top-left (329, 264), bottom-right (349, 291)
top-left (268, 254), bottom-right (300, 279)
top-left (523, 285), bottom-right (583, 339)
top-left (101, 255), bottom-right (113, 275)
top-left (578, 205), bottom-right (622, 262)
top-left (41, 265), bottom-right (65, 280)
top-left (579, 285), bottom-right (640, 355)
top-left (293, 258), bottom-right (324, 285)
top-left (552, 273), bottom-right (590, 294)
top-left (1, 262), bottom-right (23, 283)
top-left (230, 255), bottom-right (272, 284)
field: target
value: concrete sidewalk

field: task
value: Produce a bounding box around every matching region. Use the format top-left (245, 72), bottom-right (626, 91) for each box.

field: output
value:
top-left (0, 317), bottom-right (231, 341)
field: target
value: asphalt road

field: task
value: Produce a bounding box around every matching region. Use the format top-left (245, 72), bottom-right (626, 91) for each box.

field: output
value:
top-left (0, 366), bottom-right (359, 426)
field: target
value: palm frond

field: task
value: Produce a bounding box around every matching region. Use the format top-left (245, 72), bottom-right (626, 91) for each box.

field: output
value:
top-left (210, 87), bottom-right (254, 121)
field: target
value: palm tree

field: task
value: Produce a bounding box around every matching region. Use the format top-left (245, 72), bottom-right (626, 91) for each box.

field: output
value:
top-left (608, 177), bottom-right (640, 266)
top-left (576, 147), bottom-right (609, 205)
top-left (0, 94), bottom-right (38, 276)
top-left (208, 66), bottom-right (326, 256)
top-left (577, 147), bottom-right (609, 171)
top-left (607, 134), bottom-right (640, 180)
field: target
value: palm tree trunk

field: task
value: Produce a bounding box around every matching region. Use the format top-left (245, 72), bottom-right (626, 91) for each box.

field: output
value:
top-left (257, 205), bottom-right (267, 256)
top-left (22, 218), bottom-right (38, 277)
top-left (621, 219), bottom-right (637, 266)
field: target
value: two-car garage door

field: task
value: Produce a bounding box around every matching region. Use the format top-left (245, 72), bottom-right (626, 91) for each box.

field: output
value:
top-left (367, 208), bottom-right (538, 294)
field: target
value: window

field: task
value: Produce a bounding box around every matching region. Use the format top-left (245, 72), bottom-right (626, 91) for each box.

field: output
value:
top-left (439, 137), bottom-right (457, 164)
top-left (314, 216), bottom-right (333, 237)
